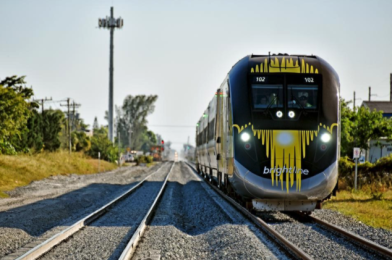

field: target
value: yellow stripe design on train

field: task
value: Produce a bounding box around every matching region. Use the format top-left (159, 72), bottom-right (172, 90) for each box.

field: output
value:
top-left (232, 123), bottom-right (338, 193)
top-left (250, 57), bottom-right (319, 74)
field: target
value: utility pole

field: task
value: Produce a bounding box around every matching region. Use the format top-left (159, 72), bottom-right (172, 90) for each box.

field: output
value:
top-left (390, 73), bottom-right (392, 102)
top-left (118, 131), bottom-right (121, 166)
top-left (71, 101), bottom-right (81, 132)
top-left (61, 98), bottom-right (72, 154)
top-left (353, 91), bottom-right (356, 112)
top-left (33, 97), bottom-right (52, 113)
top-left (368, 86), bottom-right (377, 101)
top-left (98, 7), bottom-right (124, 142)
top-left (128, 125), bottom-right (133, 150)
top-left (187, 136), bottom-right (190, 157)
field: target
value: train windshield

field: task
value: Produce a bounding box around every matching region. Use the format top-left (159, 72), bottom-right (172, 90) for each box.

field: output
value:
top-left (252, 85), bottom-right (283, 109)
top-left (287, 85), bottom-right (318, 109)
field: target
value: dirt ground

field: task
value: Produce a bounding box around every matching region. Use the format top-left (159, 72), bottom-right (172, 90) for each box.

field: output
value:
top-left (0, 164), bottom-right (159, 212)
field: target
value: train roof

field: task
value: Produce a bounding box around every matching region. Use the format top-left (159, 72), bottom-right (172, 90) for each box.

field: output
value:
top-left (249, 53), bottom-right (318, 59)
top-left (229, 53), bottom-right (339, 81)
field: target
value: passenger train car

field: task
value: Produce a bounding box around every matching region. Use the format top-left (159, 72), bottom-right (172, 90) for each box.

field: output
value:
top-left (195, 54), bottom-right (340, 212)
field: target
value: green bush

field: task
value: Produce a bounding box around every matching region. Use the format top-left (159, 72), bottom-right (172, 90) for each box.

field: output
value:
top-left (338, 156), bottom-right (354, 177)
top-left (138, 155), bottom-right (146, 164)
top-left (87, 127), bottom-right (118, 163)
top-left (0, 141), bottom-right (17, 155)
top-left (134, 155), bottom-right (153, 165)
top-left (338, 155), bottom-right (392, 192)
top-left (145, 155), bottom-right (153, 163)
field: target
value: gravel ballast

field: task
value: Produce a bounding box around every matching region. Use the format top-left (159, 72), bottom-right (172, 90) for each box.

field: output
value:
top-left (312, 209), bottom-right (392, 250)
top-left (259, 211), bottom-right (387, 259)
top-left (132, 162), bottom-right (288, 260)
top-left (0, 163), bottom-right (161, 258)
top-left (38, 162), bottom-right (173, 260)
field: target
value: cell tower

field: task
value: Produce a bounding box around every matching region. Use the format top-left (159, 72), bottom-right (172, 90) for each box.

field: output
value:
top-left (98, 7), bottom-right (124, 142)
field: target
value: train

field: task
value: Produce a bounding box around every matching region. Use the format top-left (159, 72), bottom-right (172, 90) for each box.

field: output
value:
top-left (195, 53), bottom-right (340, 212)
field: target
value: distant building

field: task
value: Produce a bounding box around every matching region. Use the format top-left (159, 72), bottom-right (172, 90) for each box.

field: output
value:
top-left (362, 101), bottom-right (392, 118)
top-left (362, 73), bottom-right (392, 162)
top-left (366, 138), bottom-right (392, 163)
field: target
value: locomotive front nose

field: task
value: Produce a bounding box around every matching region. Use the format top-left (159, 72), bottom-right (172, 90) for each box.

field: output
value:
top-left (232, 159), bottom-right (338, 211)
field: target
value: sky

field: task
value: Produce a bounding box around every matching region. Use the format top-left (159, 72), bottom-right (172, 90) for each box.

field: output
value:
top-left (1, 0), bottom-right (392, 152)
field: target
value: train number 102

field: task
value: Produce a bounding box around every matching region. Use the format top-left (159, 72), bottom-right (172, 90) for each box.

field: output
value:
top-left (305, 77), bottom-right (314, 83)
top-left (256, 77), bottom-right (266, 82)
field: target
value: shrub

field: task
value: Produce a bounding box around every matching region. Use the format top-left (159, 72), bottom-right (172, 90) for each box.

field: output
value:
top-left (145, 155), bottom-right (153, 164)
top-left (338, 155), bottom-right (392, 193)
top-left (87, 127), bottom-right (118, 163)
top-left (0, 141), bottom-right (17, 155)
top-left (138, 155), bottom-right (146, 164)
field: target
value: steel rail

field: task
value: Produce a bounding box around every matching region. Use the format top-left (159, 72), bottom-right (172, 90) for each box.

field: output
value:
top-left (184, 162), bottom-right (313, 260)
top-left (305, 214), bottom-right (392, 259)
top-left (118, 161), bottom-right (175, 260)
top-left (14, 162), bottom-right (168, 260)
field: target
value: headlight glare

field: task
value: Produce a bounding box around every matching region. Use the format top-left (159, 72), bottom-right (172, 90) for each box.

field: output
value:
top-left (321, 133), bottom-right (331, 143)
top-left (241, 132), bottom-right (250, 142)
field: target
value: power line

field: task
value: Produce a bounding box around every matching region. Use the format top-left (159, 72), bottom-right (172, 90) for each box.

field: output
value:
top-left (32, 97), bottom-right (52, 113)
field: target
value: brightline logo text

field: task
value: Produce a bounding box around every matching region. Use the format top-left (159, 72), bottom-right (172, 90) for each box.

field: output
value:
top-left (263, 166), bottom-right (309, 176)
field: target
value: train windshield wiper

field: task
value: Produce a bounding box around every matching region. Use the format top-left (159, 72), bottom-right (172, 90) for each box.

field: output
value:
top-left (289, 88), bottom-right (306, 111)
top-left (264, 98), bottom-right (276, 115)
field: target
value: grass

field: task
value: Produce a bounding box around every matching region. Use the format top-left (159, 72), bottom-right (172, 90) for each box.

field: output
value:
top-left (0, 151), bottom-right (117, 198)
top-left (324, 189), bottom-right (392, 231)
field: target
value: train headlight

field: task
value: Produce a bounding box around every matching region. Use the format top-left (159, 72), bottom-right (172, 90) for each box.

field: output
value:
top-left (321, 133), bottom-right (331, 143)
top-left (241, 132), bottom-right (250, 142)
top-left (276, 111), bottom-right (283, 118)
top-left (288, 111), bottom-right (295, 118)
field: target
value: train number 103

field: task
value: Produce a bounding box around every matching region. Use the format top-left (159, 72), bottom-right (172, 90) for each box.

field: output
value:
top-left (304, 77), bottom-right (314, 83)
top-left (255, 77), bottom-right (266, 82)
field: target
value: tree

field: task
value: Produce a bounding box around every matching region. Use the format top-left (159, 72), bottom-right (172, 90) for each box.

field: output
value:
top-left (0, 76), bottom-right (36, 140)
top-left (114, 95), bottom-right (158, 150)
top-left (11, 109), bottom-right (44, 153)
top-left (340, 98), bottom-right (355, 157)
top-left (71, 131), bottom-right (91, 152)
top-left (140, 129), bottom-right (157, 153)
top-left (340, 98), bottom-right (392, 157)
top-left (42, 109), bottom-right (64, 151)
top-left (0, 76), bottom-right (37, 154)
top-left (88, 127), bottom-right (118, 162)
top-left (93, 117), bottom-right (99, 130)
top-left (353, 106), bottom-right (392, 149)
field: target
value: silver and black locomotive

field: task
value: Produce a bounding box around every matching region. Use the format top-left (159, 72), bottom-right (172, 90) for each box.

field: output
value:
top-left (196, 54), bottom-right (340, 212)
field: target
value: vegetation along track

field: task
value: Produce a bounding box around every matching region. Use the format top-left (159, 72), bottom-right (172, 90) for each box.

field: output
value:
top-left (185, 162), bottom-right (392, 260)
top-left (5, 162), bottom-right (174, 260)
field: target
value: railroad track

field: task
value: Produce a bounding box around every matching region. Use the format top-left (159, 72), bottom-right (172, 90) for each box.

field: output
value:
top-left (297, 213), bottom-right (392, 259)
top-left (184, 162), bottom-right (392, 260)
top-left (4, 161), bottom-right (174, 260)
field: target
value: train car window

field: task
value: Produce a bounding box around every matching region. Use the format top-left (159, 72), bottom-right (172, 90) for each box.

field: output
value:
top-left (252, 85), bottom-right (283, 109)
top-left (287, 85), bottom-right (318, 109)
top-left (208, 118), bottom-right (215, 141)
